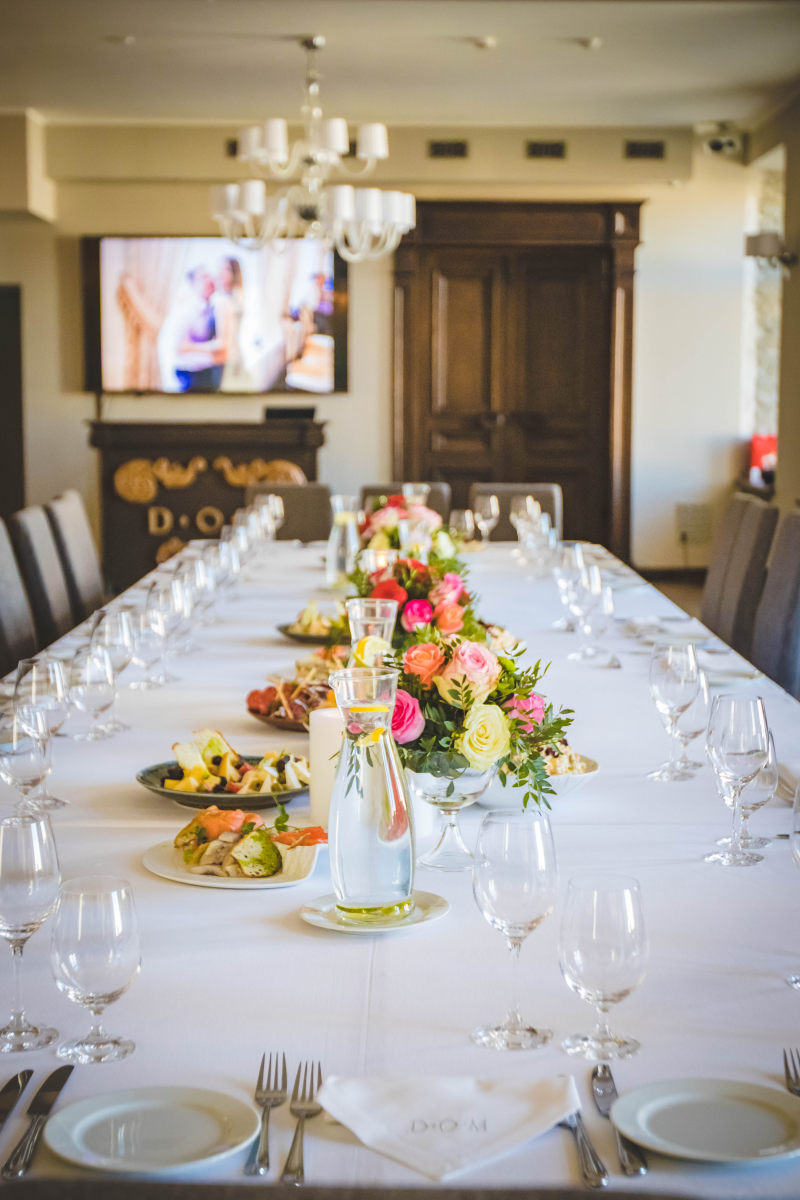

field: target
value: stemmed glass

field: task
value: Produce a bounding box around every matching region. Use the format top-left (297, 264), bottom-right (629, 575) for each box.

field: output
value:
top-left (471, 810), bottom-right (557, 1050)
top-left (567, 565), bottom-right (603, 661)
top-left (266, 494), bottom-right (285, 538)
top-left (68, 645), bottom-right (116, 741)
top-left (145, 578), bottom-right (183, 680)
top-left (128, 607), bottom-right (168, 689)
top-left (473, 495), bottom-right (500, 543)
top-left (0, 812), bottom-right (60, 1052)
top-left (552, 543), bottom-right (585, 632)
top-left (0, 710), bottom-right (52, 813)
top-left (704, 693), bottom-right (769, 867)
top-left (559, 874), bottom-right (648, 1060)
top-left (13, 658), bottom-right (69, 809)
top-left (788, 789), bottom-right (800, 989)
top-left (51, 876), bottom-right (141, 1064)
top-left (714, 731), bottom-right (777, 851)
top-left (674, 669), bottom-right (712, 773)
top-left (449, 509), bottom-right (476, 543)
top-left (647, 643), bottom-right (699, 781)
top-left (90, 609), bottom-right (133, 732)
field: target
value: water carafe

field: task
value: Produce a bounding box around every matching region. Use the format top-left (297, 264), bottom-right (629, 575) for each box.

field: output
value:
top-left (328, 668), bottom-right (414, 922)
top-left (325, 494), bottom-right (360, 588)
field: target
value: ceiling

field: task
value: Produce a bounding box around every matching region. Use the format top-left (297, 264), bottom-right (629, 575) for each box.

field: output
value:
top-left (1, 0), bottom-right (799, 128)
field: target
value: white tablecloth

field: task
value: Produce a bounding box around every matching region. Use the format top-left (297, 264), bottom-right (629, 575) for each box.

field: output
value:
top-left (6, 543), bottom-right (800, 1196)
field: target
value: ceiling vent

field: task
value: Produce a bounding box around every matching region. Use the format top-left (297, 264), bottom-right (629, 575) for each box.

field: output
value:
top-left (625, 140), bottom-right (665, 160)
top-left (526, 140), bottom-right (566, 159)
top-left (428, 140), bottom-right (469, 159)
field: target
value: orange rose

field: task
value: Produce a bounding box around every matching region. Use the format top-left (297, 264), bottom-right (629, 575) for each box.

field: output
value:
top-left (433, 601), bottom-right (465, 636)
top-left (402, 642), bottom-right (445, 688)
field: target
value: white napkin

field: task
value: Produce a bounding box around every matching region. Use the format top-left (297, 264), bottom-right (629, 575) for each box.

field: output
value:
top-left (777, 763), bottom-right (800, 804)
top-left (317, 1074), bottom-right (579, 1182)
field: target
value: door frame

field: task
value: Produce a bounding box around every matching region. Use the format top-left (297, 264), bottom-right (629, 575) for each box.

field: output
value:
top-left (393, 201), bottom-right (641, 560)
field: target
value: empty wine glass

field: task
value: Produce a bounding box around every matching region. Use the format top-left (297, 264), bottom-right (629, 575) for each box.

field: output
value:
top-left (90, 609), bottom-right (133, 733)
top-left (552, 542), bottom-right (585, 632)
top-left (705, 693), bottom-right (769, 867)
top-left (68, 646), bottom-right (116, 741)
top-left (787, 788), bottom-right (800, 989)
top-left (473, 494), bottom-right (500, 542)
top-left (0, 710), bottom-right (51, 812)
top-left (0, 812), bottom-right (60, 1051)
top-left (559, 874), bottom-right (648, 1060)
top-left (14, 656), bottom-right (69, 738)
top-left (647, 643), bottom-right (699, 781)
top-left (51, 876), bottom-right (141, 1064)
top-left (714, 730), bottom-right (777, 851)
top-left (674, 668), bottom-right (712, 772)
top-left (128, 607), bottom-right (168, 689)
top-left (449, 509), bottom-right (476, 542)
top-left (266, 494), bottom-right (285, 537)
top-left (145, 578), bottom-right (183, 680)
top-left (567, 565), bottom-right (603, 661)
top-left (471, 810), bottom-right (557, 1050)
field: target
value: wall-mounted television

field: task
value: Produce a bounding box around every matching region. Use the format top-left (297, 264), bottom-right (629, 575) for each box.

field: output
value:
top-left (82, 235), bottom-right (348, 395)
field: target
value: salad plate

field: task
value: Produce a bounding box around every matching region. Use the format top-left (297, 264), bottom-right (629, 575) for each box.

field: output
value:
top-left (276, 623), bottom-right (329, 645)
top-left (136, 759), bottom-right (307, 811)
top-left (300, 890), bottom-right (449, 933)
top-left (44, 1086), bottom-right (259, 1174)
top-left (143, 838), bottom-right (321, 889)
top-left (611, 1079), bottom-right (800, 1164)
top-left (476, 756), bottom-right (599, 808)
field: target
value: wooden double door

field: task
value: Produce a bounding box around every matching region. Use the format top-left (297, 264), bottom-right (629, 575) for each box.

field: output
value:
top-left (393, 202), bottom-right (640, 558)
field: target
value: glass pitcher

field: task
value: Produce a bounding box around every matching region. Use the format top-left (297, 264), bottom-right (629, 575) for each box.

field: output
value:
top-left (326, 494), bottom-right (360, 588)
top-left (345, 597), bottom-right (398, 666)
top-left (328, 668), bottom-right (415, 923)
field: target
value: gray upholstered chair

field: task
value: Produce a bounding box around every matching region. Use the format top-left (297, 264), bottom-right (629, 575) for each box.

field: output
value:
top-left (699, 493), bottom-right (750, 634)
top-left (711, 496), bottom-right (778, 655)
top-left (7, 505), bottom-right (74, 648)
top-left (0, 518), bottom-right (37, 675)
top-left (749, 511), bottom-right (800, 696)
top-left (468, 482), bottom-right (564, 540)
top-left (245, 483), bottom-right (332, 542)
top-left (360, 483), bottom-right (452, 522)
top-left (46, 489), bottom-right (105, 624)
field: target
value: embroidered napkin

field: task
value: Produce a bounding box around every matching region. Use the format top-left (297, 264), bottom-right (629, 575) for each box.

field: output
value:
top-left (317, 1074), bottom-right (579, 1182)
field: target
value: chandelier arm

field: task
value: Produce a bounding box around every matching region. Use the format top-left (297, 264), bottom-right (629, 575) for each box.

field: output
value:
top-left (333, 157), bottom-right (377, 179)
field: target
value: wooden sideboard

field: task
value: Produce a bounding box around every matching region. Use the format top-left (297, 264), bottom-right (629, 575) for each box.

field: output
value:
top-left (89, 419), bottom-right (325, 591)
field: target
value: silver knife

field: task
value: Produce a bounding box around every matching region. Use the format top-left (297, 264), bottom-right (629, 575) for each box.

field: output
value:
top-left (558, 1111), bottom-right (608, 1188)
top-left (590, 1064), bottom-right (647, 1176)
top-left (0, 1071), bottom-right (33, 1137)
top-left (0, 1064), bottom-right (74, 1180)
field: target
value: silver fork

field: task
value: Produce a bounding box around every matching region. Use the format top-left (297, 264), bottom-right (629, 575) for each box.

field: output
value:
top-left (279, 1060), bottom-right (323, 1186)
top-left (244, 1051), bottom-right (288, 1176)
top-left (558, 1112), bottom-right (609, 1189)
top-left (783, 1048), bottom-right (800, 1097)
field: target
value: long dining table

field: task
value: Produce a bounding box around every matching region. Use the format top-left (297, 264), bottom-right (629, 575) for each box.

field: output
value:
top-left (5, 539), bottom-right (800, 1199)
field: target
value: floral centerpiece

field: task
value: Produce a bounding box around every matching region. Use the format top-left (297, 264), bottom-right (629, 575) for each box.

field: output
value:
top-left (345, 557), bottom-right (485, 650)
top-left (359, 493), bottom-right (458, 560)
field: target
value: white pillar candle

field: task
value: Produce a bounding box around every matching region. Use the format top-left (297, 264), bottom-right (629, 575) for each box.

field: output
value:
top-left (309, 706), bottom-right (345, 827)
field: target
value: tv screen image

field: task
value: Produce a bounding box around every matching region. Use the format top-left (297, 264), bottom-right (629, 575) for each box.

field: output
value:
top-left (94, 236), bottom-right (345, 395)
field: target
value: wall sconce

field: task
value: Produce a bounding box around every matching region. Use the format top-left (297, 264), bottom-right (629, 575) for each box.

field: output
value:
top-left (745, 231), bottom-right (797, 274)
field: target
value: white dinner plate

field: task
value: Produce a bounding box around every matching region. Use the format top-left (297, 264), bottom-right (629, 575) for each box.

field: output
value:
top-left (300, 890), bottom-right (449, 933)
top-left (44, 1086), bottom-right (258, 1174)
top-left (611, 1079), bottom-right (800, 1163)
top-left (476, 756), bottom-right (599, 808)
top-left (143, 839), bottom-right (320, 889)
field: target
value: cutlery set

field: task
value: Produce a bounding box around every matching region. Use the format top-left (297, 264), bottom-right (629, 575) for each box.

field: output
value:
top-left (0, 1064), bottom-right (73, 1180)
top-left (245, 1052), bottom-right (323, 1184)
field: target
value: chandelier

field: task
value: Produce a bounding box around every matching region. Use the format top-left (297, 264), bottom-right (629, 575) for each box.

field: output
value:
top-left (210, 35), bottom-right (416, 262)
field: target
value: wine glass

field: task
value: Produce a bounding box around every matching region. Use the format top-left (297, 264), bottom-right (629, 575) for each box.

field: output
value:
top-left (471, 810), bottom-right (557, 1050)
top-left (0, 710), bottom-right (52, 812)
top-left (674, 668), bottom-right (712, 772)
top-left (552, 542), bottom-right (585, 631)
top-left (788, 788), bottom-right (800, 989)
top-left (90, 609), bottom-right (133, 732)
top-left (68, 646), bottom-right (116, 741)
top-left (128, 606), bottom-right (168, 689)
top-left (647, 643), bottom-right (699, 781)
top-left (567, 565), bottom-right (604, 661)
top-left (714, 731), bottom-right (777, 851)
top-left (509, 495), bottom-right (541, 532)
top-left (266, 494), bottom-right (285, 537)
top-left (559, 874), bottom-right (648, 1060)
top-left (0, 812), bottom-right (60, 1051)
top-left (473, 495), bottom-right (500, 543)
top-left (145, 578), bottom-right (183, 679)
top-left (51, 876), bottom-right (141, 1064)
top-left (705, 693), bottom-right (769, 867)
top-left (13, 658), bottom-right (69, 809)
top-left (449, 509), bottom-right (476, 543)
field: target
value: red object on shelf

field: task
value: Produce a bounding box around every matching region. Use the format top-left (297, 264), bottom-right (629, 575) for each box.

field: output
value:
top-left (751, 434), bottom-right (777, 470)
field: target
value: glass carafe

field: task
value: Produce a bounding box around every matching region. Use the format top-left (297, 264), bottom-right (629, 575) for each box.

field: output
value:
top-left (328, 668), bottom-right (414, 923)
top-left (326, 495), bottom-right (361, 588)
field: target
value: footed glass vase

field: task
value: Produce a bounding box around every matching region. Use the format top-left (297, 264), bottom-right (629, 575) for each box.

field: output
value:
top-left (328, 668), bottom-right (415, 924)
top-left (406, 764), bottom-right (496, 872)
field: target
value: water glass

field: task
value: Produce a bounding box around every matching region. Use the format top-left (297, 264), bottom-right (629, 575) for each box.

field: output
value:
top-left (69, 645), bottom-right (116, 740)
top-left (674, 668), bottom-right (712, 772)
top-left (714, 730), bottom-right (777, 851)
top-left (788, 788), bottom-right (800, 989)
top-left (559, 874), bottom-right (648, 1060)
top-left (0, 710), bottom-right (52, 811)
top-left (552, 542), bottom-right (585, 631)
top-left (0, 812), bottom-right (60, 1051)
top-left (14, 656), bottom-right (69, 737)
top-left (647, 643), bottom-right (699, 780)
top-left (705, 693), bottom-right (769, 867)
top-left (473, 494), bottom-right (500, 542)
top-left (449, 509), bottom-right (476, 542)
top-left (90, 609), bottom-right (133, 732)
top-left (401, 483), bottom-right (430, 507)
top-left (471, 810), bottom-right (557, 1050)
top-left (51, 876), bottom-right (141, 1063)
top-left (145, 578), bottom-right (184, 677)
top-left (128, 607), bottom-right (168, 689)
top-left (346, 597), bottom-right (398, 665)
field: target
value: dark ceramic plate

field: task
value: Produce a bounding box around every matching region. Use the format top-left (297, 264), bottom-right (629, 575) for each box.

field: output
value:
top-left (276, 623), bottom-right (329, 646)
top-left (135, 758), bottom-right (307, 811)
top-left (247, 710), bottom-right (309, 734)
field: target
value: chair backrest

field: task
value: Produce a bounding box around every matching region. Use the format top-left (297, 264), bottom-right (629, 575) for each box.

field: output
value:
top-left (0, 518), bottom-right (37, 675)
top-left (712, 496), bottom-right (778, 655)
top-left (7, 505), bottom-right (74, 648)
top-left (244, 483), bottom-right (332, 542)
top-left (468, 482), bottom-right (564, 539)
top-left (45, 489), bottom-right (105, 624)
top-left (750, 511), bottom-right (800, 696)
top-left (359, 483), bottom-right (452, 522)
top-left (699, 493), bottom-right (750, 631)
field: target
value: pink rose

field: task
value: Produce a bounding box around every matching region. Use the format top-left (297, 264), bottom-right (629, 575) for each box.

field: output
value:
top-left (403, 642), bottom-right (445, 687)
top-left (429, 572), bottom-right (464, 606)
top-left (401, 599), bottom-right (433, 632)
top-left (433, 601), bottom-right (464, 636)
top-left (391, 689), bottom-right (425, 744)
top-left (434, 641), bottom-right (501, 707)
top-left (406, 503), bottom-right (443, 531)
top-left (504, 692), bottom-right (545, 734)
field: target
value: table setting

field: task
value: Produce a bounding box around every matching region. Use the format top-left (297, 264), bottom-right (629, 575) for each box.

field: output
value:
top-left (1, 509), bottom-right (800, 1196)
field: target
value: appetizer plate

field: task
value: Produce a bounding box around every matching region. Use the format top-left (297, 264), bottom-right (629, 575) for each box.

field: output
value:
top-left (143, 839), bottom-right (320, 889)
top-left (247, 710), bottom-right (309, 734)
top-left (300, 890), bottom-right (449, 933)
top-left (45, 1086), bottom-right (258, 1174)
top-left (136, 759), bottom-right (307, 811)
top-left (611, 1079), bottom-right (800, 1164)
top-left (276, 623), bottom-right (329, 645)
top-left (476, 757), bottom-right (599, 809)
